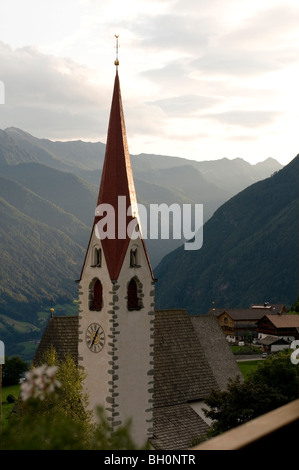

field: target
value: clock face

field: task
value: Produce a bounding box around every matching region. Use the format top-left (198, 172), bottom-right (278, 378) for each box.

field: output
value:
top-left (86, 323), bottom-right (105, 353)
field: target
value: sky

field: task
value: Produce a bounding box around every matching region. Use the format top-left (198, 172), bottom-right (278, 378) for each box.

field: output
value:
top-left (0, 0), bottom-right (299, 165)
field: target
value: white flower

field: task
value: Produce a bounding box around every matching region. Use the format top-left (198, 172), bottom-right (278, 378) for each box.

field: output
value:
top-left (20, 364), bottom-right (61, 402)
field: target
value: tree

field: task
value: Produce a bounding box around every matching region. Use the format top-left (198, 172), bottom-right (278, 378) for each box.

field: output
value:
top-left (203, 376), bottom-right (288, 437)
top-left (249, 349), bottom-right (299, 402)
top-left (203, 350), bottom-right (299, 437)
top-left (0, 405), bottom-right (146, 450)
top-left (1, 347), bottom-right (147, 450)
top-left (2, 356), bottom-right (28, 386)
top-left (289, 296), bottom-right (299, 313)
top-left (26, 346), bottom-right (92, 429)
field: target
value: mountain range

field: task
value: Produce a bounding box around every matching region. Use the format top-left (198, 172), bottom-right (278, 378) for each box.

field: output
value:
top-left (0, 126), bottom-right (285, 359)
top-left (155, 154), bottom-right (299, 314)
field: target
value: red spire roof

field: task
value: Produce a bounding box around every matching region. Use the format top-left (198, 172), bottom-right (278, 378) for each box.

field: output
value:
top-left (97, 69), bottom-right (137, 222)
top-left (80, 70), bottom-right (153, 281)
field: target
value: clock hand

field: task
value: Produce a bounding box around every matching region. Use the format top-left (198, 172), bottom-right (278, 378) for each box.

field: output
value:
top-left (91, 326), bottom-right (100, 346)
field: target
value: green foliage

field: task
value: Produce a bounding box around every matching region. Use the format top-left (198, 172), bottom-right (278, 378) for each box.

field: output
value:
top-left (0, 194), bottom-right (85, 314)
top-left (0, 410), bottom-right (91, 450)
top-left (1, 384), bottom-right (20, 427)
top-left (203, 376), bottom-right (287, 437)
top-left (0, 405), bottom-right (147, 450)
top-left (288, 296), bottom-right (299, 313)
top-left (230, 345), bottom-right (261, 355)
top-left (90, 407), bottom-right (149, 450)
top-left (6, 394), bottom-right (17, 404)
top-left (1, 348), bottom-right (147, 450)
top-left (2, 355), bottom-right (28, 386)
top-left (248, 349), bottom-right (299, 402)
top-left (237, 360), bottom-right (260, 380)
top-left (202, 350), bottom-right (299, 438)
top-left (31, 347), bottom-right (92, 427)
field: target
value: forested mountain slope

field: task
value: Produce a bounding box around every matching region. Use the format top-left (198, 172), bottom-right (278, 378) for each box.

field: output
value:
top-left (155, 155), bottom-right (299, 313)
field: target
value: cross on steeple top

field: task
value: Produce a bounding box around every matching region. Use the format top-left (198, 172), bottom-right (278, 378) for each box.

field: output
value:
top-left (114, 35), bottom-right (119, 68)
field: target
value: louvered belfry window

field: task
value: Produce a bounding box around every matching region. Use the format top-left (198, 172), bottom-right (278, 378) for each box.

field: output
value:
top-left (127, 278), bottom-right (140, 311)
top-left (90, 279), bottom-right (103, 311)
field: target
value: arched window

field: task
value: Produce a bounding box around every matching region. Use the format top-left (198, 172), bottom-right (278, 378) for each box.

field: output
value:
top-left (130, 247), bottom-right (140, 267)
top-left (90, 279), bottom-right (103, 311)
top-left (92, 247), bottom-right (101, 267)
top-left (127, 278), bottom-right (141, 311)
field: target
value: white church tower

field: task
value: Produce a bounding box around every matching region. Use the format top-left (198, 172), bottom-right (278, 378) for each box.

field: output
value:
top-left (77, 48), bottom-right (155, 446)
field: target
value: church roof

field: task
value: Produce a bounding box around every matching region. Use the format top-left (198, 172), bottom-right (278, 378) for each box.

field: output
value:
top-left (33, 316), bottom-right (78, 366)
top-left (190, 313), bottom-right (243, 390)
top-left (79, 70), bottom-right (153, 281)
top-left (153, 309), bottom-right (218, 408)
top-left (150, 404), bottom-right (209, 450)
top-left (32, 309), bottom-right (240, 450)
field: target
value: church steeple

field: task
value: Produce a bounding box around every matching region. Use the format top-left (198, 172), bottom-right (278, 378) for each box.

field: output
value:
top-left (95, 70), bottom-right (141, 280)
top-left (80, 63), bottom-right (153, 282)
top-left (78, 41), bottom-right (155, 446)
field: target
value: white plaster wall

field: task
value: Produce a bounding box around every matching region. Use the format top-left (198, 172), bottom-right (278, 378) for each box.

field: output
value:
top-left (272, 344), bottom-right (290, 352)
top-left (189, 401), bottom-right (213, 426)
top-left (78, 230), bottom-right (112, 420)
top-left (78, 229), bottom-right (155, 446)
top-left (115, 236), bottom-right (155, 447)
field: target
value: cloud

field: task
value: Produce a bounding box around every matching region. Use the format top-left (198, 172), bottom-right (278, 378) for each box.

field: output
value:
top-left (0, 41), bottom-right (111, 139)
top-left (142, 60), bottom-right (192, 88)
top-left (147, 94), bottom-right (221, 116)
top-left (131, 13), bottom-right (211, 53)
top-left (223, 4), bottom-right (299, 50)
top-left (203, 110), bottom-right (282, 129)
top-left (192, 50), bottom-right (284, 77)
top-left (190, 4), bottom-right (299, 78)
top-left (0, 1), bottom-right (298, 165)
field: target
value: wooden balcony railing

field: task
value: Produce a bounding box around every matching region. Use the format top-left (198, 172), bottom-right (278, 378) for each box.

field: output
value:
top-left (192, 398), bottom-right (299, 450)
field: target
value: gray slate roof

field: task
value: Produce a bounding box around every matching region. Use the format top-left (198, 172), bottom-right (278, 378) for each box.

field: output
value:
top-left (190, 314), bottom-right (243, 390)
top-left (258, 335), bottom-right (290, 346)
top-left (150, 404), bottom-right (209, 450)
top-left (33, 316), bottom-right (78, 366)
top-left (32, 309), bottom-right (239, 449)
top-left (153, 309), bottom-right (218, 408)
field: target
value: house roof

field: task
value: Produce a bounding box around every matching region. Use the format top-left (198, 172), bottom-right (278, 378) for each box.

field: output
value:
top-left (260, 314), bottom-right (299, 328)
top-left (211, 306), bottom-right (288, 321)
top-left (258, 335), bottom-right (290, 346)
top-left (190, 314), bottom-right (242, 390)
top-left (250, 304), bottom-right (286, 314)
top-left (214, 308), bottom-right (269, 321)
top-left (210, 303), bottom-right (285, 320)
